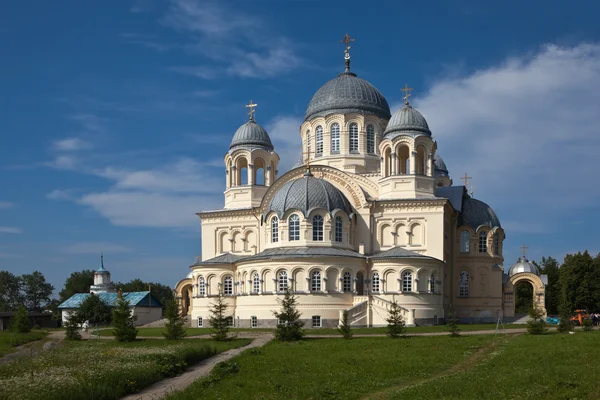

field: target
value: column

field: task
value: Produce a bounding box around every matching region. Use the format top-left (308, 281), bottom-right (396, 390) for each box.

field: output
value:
top-left (391, 152), bottom-right (397, 175)
top-left (248, 164), bottom-right (254, 185)
top-left (266, 165), bottom-right (272, 186)
top-left (410, 151), bottom-right (417, 175)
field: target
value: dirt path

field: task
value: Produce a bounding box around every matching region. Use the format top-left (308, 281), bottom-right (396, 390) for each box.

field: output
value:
top-left (0, 334), bottom-right (61, 365)
top-left (360, 334), bottom-right (519, 400)
top-left (121, 333), bottom-right (273, 400)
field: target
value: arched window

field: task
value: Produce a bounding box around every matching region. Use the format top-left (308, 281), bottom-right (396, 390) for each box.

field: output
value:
top-left (429, 273), bottom-right (435, 293)
top-left (289, 215), bottom-right (300, 241)
top-left (306, 130), bottom-right (311, 159)
top-left (367, 125), bottom-right (375, 154)
top-left (372, 272), bottom-right (380, 293)
top-left (311, 270), bottom-right (321, 292)
top-left (278, 270), bottom-right (288, 292)
top-left (198, 277), bottom-right (206, 296)
top-left (459, 270), bottom-right (469, 297)
top-left (334, 216), bottom-right (343, 242)
top-left (331, 123), bottom-right (340, 153)
top-left (402, 271), bottom-right (412, 292)
top-left (223, 276), bottom-right (233, 295)
top-left (493, 233), bottom-right (500, 255)
top-left (252, 272), bottom-right (260, 294)
top-left (460, 231), bottom-right (470, 253)
top-left (315, 126), bottom-right (323, 156)
top-left (349, 123), bottom-right (358, 152)
top-left (343, 271), bottom-right (352, 292)
top-left (479, 231), bottom-right (488, 253)
top-left (312, 215), bottom-right (324, 241)
top-left (271, 217), bottom-right (279, 243)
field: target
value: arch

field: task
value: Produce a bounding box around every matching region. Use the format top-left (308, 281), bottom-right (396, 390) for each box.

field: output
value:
top-left (223, 275), bottom-right (233, 295)
top-left (381, 224), bottom-right (393, 247)
top-left (383, 146), bottom-right (392, 177)
top-left (198, 276), bottom-right (206, 296)
top-left (397, 144), bottom-right (410, 174)
top-left (236, 157), bottom-right (249, 185)
top-left (252, 271), bottom-right (260, 294)
top-left (289, 214), bottom-right (300, 241)
top-left (227, 160), bottom-right (232, 187)
top-left (311, 270), bottom-right (322, 292)
top-left (402, 270), bottom-right (413, 292)
top-left (208, 274), bottom-right (218, 297)
top-left (271, 216), bottom-right (279, 243)
top-left (383, 269), bottom-right (396, 292)
top-left (293, 268), bottom-right (306, 292)
top-left (409, 223), bottom-right (423, 246)
top-left (334, 216), bottom-right (343, 242)
top-left (429, 272), bottom-right (436, 293)
top-left (349, 122), bottom-right (359, 153)
top-left (372, 271), bottom-right (381, 293)
top-left (479, 231), bottom-right (488, 253)
top-left (356, 271), bottom-right (364, 295)
top-left (505, 273), bottom-right (546, 317)
top-left (277, 270), bottom-right (289, 293)
top-left (270, 161), bottom-right (276, 184)
top-left (416, 146), bottom-right (426, 175)
top-left (395, 224), bottom-right (407, 246)
top-left (244, 230), bottom-right (255, 252)
top-left (312, 214), bottom-right (324, 241)
top-left (326, 267), bottom-right (338, 292)
top-left (459, 270), bottom-right (470, 297)
top-left (330, 123), bottom-right (340, 153)
top-left (232, 231), bottom-right (243, 253)
top-left (342, 271), bottom-right (352, 292)
top-left (460, 230), bottom-right (470, 253)
top-left (367, 124), bottom-right (375, 154)
top-left (315, 125), bottom-right (323, 156)
top-left (254, 157), bottom-right (266, 186)
top-left (218, 230), bottom-right (230, 253)
top-left (262, 269), bottom-right (274, 293)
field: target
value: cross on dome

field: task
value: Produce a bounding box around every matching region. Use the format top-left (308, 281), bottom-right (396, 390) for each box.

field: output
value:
top-left (401, 84), bottom-right (413, 105)
top-left (245, 100), bottom-right (258, 120)
top-left (520, 244), bottom-right (529, 258)
top-left (460, 173), bottom-right (472, 187)
top-left (340, 33), bottom-right (355, 72)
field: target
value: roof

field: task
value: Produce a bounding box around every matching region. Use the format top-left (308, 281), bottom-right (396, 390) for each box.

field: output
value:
top-left (508, 257), bottom-right (540, 277)
top-left (230, 120), bottom-right (274, 151)
top-left (266, 173), bottom-right (352, 218)
top-left (458, 196), bottom-right (501, 230)
top-left (192, 253), bottom-right (240, 266)
top-left (58, 291), bottom-right (162, 309)
top-left (240, 246), bottom-right (365, 262)
top-left (305, 71), bottom-right (391, 121)
top-left (370, 246), bottom-right (440, 261)
top-left (383, 104), bottom-right (431, 137)
top-left (434, 153), bottom-right (449, 177)
top-left (435, 186), bottom-right (465, 212)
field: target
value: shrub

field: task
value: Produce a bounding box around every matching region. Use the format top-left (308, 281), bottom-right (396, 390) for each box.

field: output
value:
top-left (163, 297), bottom-right (187, 340)
top-left (64, 312), bottom-right (81, 341)
top-left (386, 299), bottom-right (406, 338)
top-left (112, 297), bottom-right (138, 342)
top-left (153, 353), bottom-right (187, 376)
top-left (272, 289), bottom-right (304, 341)
top-left (209, 293), bottom-right (232, 342)
top-left (526, 303), bottom-right (547, 335)
top-left (447, 307), bottom-right (460, 337)
top-left (78, 292), bottom-right (111, 325)
top-left (557, 305), bottom-right (573, 333)
top-left (338, 310), bottom-right (352, 339)
top-left (582, 318), bottom-right (593, 331)
top-left (212, 361), bottom-right (239, 378)
top-left (10, 305), bottom-right (31, 333)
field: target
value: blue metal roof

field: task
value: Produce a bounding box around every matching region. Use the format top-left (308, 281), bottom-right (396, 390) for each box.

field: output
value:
top-left (58, 291), bottom-right (162, 309)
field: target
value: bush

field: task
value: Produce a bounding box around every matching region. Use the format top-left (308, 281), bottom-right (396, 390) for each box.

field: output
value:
top-left (582, 318), bottom-right (593, 331)
top-left (272, 289), bottom-right (304, 341)
top-left (163, 297), bottom-right (187, 340)
top-left (153, 353), bottom-right (187, 376)
top-left (338, 310), bottom-right (352, 339)
top-left (557, 305), bottom-right (573, 333)
top-left (446, 307), bottom-right (460, 337)
top-left (386, 300), bottom-right (406, 338)
top-left (10, 305), bottom-right (31, 333)
top-left (112, 297), bottom-right (138, 342)
top-left (526, 303), bottom-right (547, 335)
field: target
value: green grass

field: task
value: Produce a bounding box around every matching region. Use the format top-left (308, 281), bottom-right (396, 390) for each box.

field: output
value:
top-left (168, 335), bottom-right (494, 400)
top-left (0, 338), bottom-right (250, 400)
top-left (396, 331), bottom-right (600, 399)
top-left (99, 323), bottom-right (526, 337)
top-left (0, 330), bottom-right (48, 357)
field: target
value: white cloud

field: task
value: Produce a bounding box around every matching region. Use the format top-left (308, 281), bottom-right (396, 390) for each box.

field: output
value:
top-left (52, 137), bottom-right (92, 151)
top-left (413, 43), bottom-right (600, 216)
top-left (69, 113), bottom-right (106, 132)
top-left (0, 202), bottom-right (14, 209)
top-left (46, 189), bottom-right (75, 201)
top-left (61, 241), bottom-right (134, 254)
top-left (266, 115), bottom-right (303, 174)
top-left (47, 155), bottom-right (79, 170)
top-left (0, 226), bottom-right (22, 234)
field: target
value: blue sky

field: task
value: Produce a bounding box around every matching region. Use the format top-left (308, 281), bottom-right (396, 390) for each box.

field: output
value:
top-left (2, 0), bottom-right (600, 293)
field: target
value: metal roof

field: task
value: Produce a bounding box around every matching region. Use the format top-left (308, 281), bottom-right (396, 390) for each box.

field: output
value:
top-left (435, 186), bottom-right (465, 212)
top-left (508, 257), bottom-right (540, 277)
top-left (58, 291), bottom-right (162, 309)
top-left (240, 246), bottom-right (365, 262)
top-left (230, 120), bottom-right (274, 151)
top-left (434, 153), bottom-right (449, 177)
top-left (383, 104), bottom-right (431, 137)
top-left (458, 196), bottom-right (501, 230)
top-left (192, 253), bottom-right (241, 266)
top-left (370, 246), bottom-right (440, 261)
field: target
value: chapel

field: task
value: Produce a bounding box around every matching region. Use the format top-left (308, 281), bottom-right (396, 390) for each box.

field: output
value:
top-left (175, 36), bottom-right (545, 328)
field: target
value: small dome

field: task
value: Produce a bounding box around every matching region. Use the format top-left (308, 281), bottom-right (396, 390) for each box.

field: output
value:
top-left (230, 120), bottom-right (274, 151)
top-left (509, 256), bottom-right (540, 277)
top-left (305, 72), bottom-right (391, 121)
top-left (434, 153), bottom-right (449, 178)
top-left (186, 271), bottom-right (193, 279)
top-left (384, 104), bottom-right (431, 137)
top-left (267, 173), bottom-right (352, 218)
top-left (459, 196), bottom-right (501, 230)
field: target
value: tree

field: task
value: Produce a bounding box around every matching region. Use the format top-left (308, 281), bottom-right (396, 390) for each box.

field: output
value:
top-left (559, 251), bottom-right (600, 312)
top-left (116, 279), bottom-right (172, 310)
top-left (526, 302), bottom-right (547, 335)
top-left (338, 310), bottom-right (352, 339)
top-left (163, 296), bottom-right (187, 340)
top-left (59, 270), bottom-right (94, 301)
top-left (112, 297), bottom-right (138, 342)
top-left (537, 257), bottom-right (561, 315)
top-left (77, 293), bottom-right (111, 325)
top-left (64, 312), bottom-right (81, 340)
top-left (447, 307), bottom-right (460, 337)
top-left (557, 295), bottom-right (573, 333)
top-left (0, 271), bottom-right (22, 311)
top-left (385, 299), bottom-right (406, 338)
top-left (209, 293), bottom-right (231, 341)
top-left (272, 289), bottom-right (304, 341)
top-left (21, 271), bottom-right (54, 311)
top-left (10, 305), bottom-right (30, 333)
top-left (514, 282), bottom-right (533, 314)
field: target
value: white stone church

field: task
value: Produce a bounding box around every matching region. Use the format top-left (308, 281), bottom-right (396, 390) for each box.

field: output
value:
top-left (175, 38), bottom-right (546, 328)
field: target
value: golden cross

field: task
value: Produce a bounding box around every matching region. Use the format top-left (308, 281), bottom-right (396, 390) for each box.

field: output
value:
top-left (302, 133), bottom-right (313, 172)
top-left (460, 172), bottom-right (472, 187)
top-left (245, 100), bottom-right (258, 120)
top-left (401, 84), bottom-right (413, 105)
top-left (520, 245), bottom-right (528, 258)
top-left (340, 33), bottom-right (355, 52)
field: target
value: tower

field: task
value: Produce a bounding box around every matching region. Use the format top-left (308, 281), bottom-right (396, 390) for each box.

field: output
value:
top-left (90, 254), bottom-right (115, 294)
top-left (224, 101), bottom-right (280, 209)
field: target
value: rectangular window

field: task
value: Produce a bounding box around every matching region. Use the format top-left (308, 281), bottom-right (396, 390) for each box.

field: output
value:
top-left (349, 123), bottom-right (358, 152)
top-left (251, 316), bottom-right (258, 328)
top-left (197, 316), bottom-right (203, 328)
top-left (367, 125), bottom-right (375, 154)
top-left (316, 126), bottom-right (323, 156)
top-left (312, 315), bottom-right (322, 328)
top-left (227, 316), bottom-right (234, 327)
top-left (331, 124), bottom-right (340, 153)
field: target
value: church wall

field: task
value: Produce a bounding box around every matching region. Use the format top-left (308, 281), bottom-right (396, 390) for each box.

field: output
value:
top-left (132, 307), bottom-right (162, 326)
top-left (199, 213), bottom-right (259, 261)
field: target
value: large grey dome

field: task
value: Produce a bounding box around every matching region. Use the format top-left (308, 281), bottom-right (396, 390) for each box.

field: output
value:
top-left (230, 120), bottom-right (274, 151)
top-left (509, 256), bottom-right (540, 277)
top-left (434, 153), bottom-right (449, 178)
top-left (267, 174), bottom-right (352, 218)
top-left (305, 72), bottom-right (391, 121)
top-left (459, 196), bottom-right (501, 230)
top-left (384, 104), bottom-right (431, 137)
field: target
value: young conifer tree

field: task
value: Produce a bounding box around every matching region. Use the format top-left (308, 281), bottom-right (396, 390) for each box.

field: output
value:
top-left (526, 302), bottom-right (548, 335)
top-left (10, 305), bottom-right (31, 333)
top-left (112, 297), bottom-right (138, 342)
top-left (446, 307), bottom-right (460, 337)
top-left (338, 310), bottom-right (352, 339)
top-left (386, 299), bottom-right (406, 338)
top-left (163, 296), bottom-right (187, 340)
top-left (209, 292), bottom-right (231, 341)
top-left (272, 289), bottom-right (304, 341)
top-left (557, 300), bottom-right (573, 333)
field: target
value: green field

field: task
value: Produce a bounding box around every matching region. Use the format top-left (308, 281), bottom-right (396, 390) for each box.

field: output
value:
top-left (99, 323), bottom-right (527, 337)
top-left (0, 338), bottom-right (250, 400)
top-left (0, 330), bottom-right (47, 357)
top-left (168, 331), bottom-right (600, 400)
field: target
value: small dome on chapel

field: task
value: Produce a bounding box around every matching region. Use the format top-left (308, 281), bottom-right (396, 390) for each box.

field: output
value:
top-left (230, 120), bottom-right (274, 151)
top-left (434, 153), bottom-right (449, 178)
top-left (459, 196), bottom-right (501, 230)
top-left (384, 103), bottom-right (431, 137)
top-left (508, 256), bottom-right (540, 277)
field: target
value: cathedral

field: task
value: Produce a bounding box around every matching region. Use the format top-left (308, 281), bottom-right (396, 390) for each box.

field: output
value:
top-left (175, 36), bottom-right (546, 328)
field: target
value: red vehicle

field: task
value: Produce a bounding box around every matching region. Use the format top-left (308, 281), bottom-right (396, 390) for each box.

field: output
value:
top-left (570, 310), bottom-right (589, 326)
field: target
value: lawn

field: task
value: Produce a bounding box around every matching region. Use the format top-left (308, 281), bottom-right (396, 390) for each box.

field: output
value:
top-left (0, 338), bottom-right (250, 400)
top-left (0, 330), bottom-right (47, 357)
top-left (99, 323), bottom-right (526, 337)
top-left (168, 335), bottom-right (495, 400)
